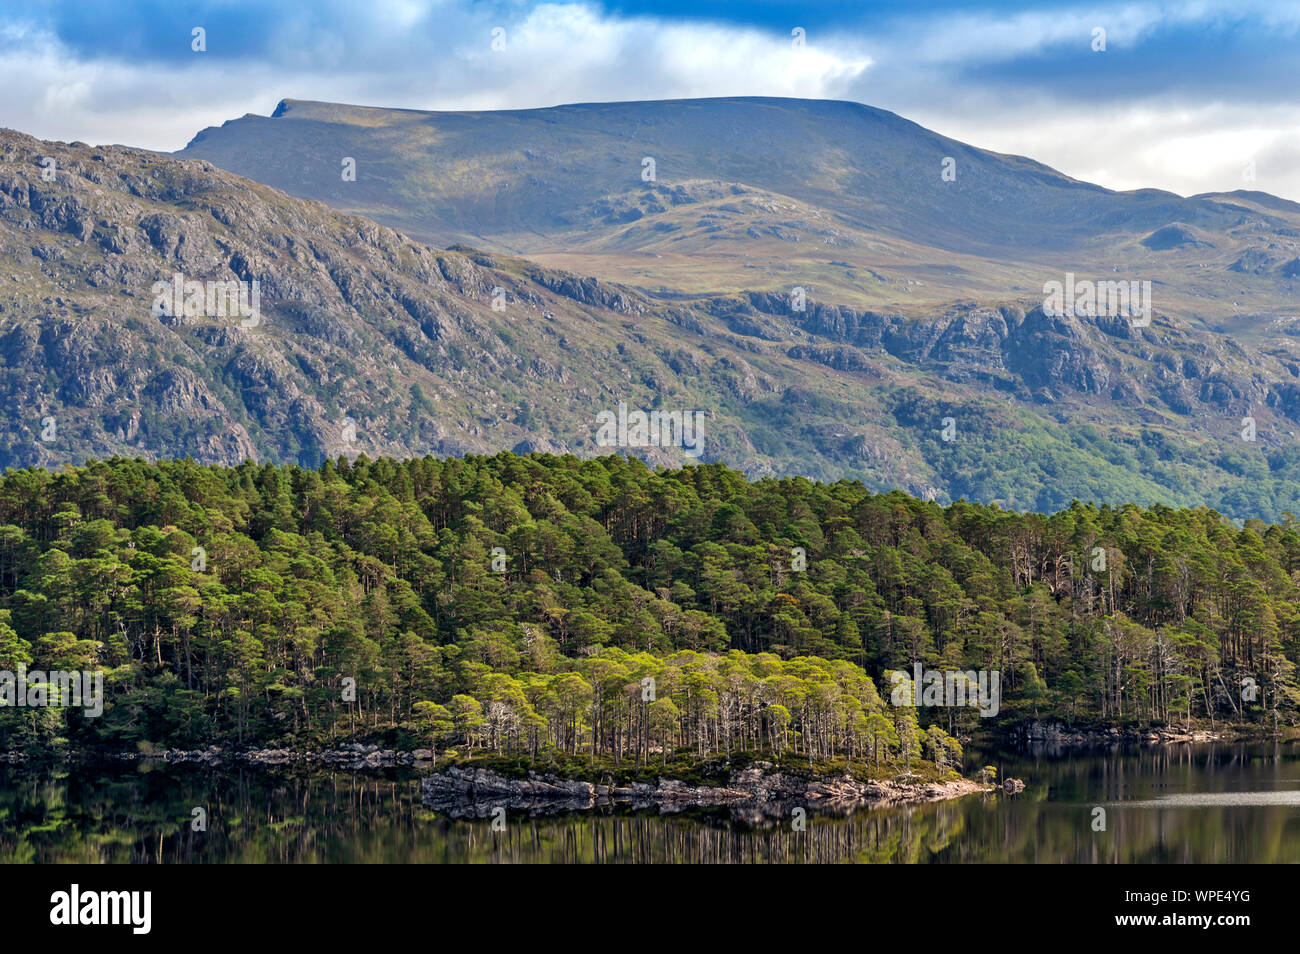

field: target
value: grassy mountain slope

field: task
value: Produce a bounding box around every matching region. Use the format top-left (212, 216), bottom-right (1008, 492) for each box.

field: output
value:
top-left (176, 97), bottom-right (1300, 327)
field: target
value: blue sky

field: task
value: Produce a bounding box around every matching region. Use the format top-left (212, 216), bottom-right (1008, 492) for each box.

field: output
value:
top-left (1, 0), bottom-right (1298, 200)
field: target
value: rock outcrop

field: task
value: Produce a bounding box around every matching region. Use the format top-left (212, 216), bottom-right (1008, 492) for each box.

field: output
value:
top-left (420, 763), bottom-right (989, 819)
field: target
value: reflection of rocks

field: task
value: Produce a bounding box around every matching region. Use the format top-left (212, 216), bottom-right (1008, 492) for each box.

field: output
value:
top-left (1002, 777), bottom-right (1026, 795)
top-left (420, 763), bottom-right (987, 817)
top-left (435, 799), bottom-right (598, 820)
top-left (93, 744), bottom-right (438, 769)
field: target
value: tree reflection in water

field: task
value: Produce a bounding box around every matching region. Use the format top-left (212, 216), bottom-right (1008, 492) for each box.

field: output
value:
top-left (3, 742), bottom-right (1299, 863)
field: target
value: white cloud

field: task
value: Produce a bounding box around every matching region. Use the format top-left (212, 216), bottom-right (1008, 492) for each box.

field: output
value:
top-left (904, 97), bottom-right (1300, 200)
top-left (895, 6), bottom-right (1159, 65)
top-left (0, 3), bottom-right (871, 148)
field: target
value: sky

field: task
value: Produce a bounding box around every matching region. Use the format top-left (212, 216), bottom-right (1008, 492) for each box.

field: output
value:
top-left (1, 0), bottom-right (1298, 201)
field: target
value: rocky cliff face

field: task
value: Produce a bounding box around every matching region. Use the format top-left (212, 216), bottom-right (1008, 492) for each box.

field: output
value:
top-left (0, 128), bottom-right (712, 469)
top-left (4, 127), bottom-right (1300, 517)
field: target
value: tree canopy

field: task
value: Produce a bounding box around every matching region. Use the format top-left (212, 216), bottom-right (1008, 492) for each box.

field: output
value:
top-left (0, 452), bottom-right (1296, 761)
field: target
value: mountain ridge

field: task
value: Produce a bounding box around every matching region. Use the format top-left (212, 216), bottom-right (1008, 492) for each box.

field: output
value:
top-left (175, 95), bottom-right (1300, 327)
top-left (4, 114), bottom-right (1300, 518)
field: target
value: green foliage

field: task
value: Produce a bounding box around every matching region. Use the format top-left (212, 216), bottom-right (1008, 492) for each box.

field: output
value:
top-left (0, 452), bottom-right (1296, 763)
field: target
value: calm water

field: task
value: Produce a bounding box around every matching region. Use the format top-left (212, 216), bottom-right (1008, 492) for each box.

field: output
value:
top-left (3, 742), bottom-right (1298, 863)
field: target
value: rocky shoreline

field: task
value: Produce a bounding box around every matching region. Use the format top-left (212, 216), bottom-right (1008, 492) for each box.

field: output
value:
top-left (0, 746), bottom-right (1008, 821)
top-left (420, 764), bottom-right (991, 819)
top-left (0, 743), bottom-right (435, 768)
top-left (0, 746), bottom-right (993, 820)
top-left (1010, 720), bottom-right (1224, 747)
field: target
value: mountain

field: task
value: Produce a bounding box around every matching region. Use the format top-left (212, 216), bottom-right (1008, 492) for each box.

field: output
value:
top-left (177, 97), bottom-right (1300, 327)
top-left (4, 110), bottom-right (1300, 519)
